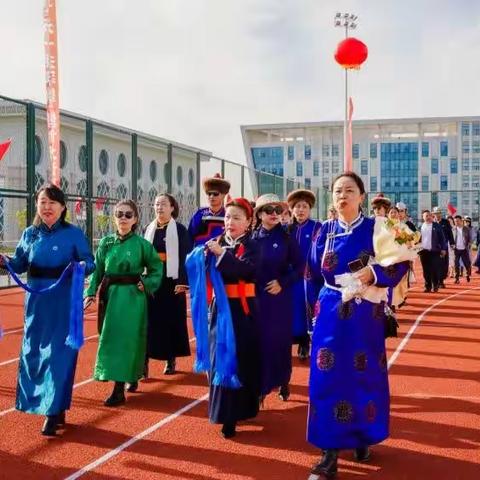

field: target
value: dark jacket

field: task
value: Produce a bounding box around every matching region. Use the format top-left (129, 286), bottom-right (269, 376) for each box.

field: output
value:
top-left (452, 226), bottom-right (472, 251)
top-left (422, 222), bottom-right (447, 252)
top-left (437, 218), bottom-right (454, 246)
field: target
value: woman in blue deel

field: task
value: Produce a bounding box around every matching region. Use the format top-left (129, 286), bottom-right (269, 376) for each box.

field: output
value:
top-left (0, 184), bottom-right (95, 436)
top-left (306, 172), bottom-right (408, 478)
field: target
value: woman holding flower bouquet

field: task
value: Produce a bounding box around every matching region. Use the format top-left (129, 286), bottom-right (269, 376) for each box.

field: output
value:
top-left (306, 172), bottom-right (410, 479)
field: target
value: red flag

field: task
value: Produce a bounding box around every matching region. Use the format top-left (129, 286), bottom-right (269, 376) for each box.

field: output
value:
top-left (74, 200), bottom-right (82, 215)
top-left (344, 97), bottom-right (354, 172)
top-left (0, 139), bottom-right (12, 162)
top-left (95, 198), bottom-right (106, 211)
top-left (447, 203), bottom-right (457, 216)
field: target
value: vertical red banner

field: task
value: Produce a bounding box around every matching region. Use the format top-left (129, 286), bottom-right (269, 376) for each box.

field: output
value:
top-left (43, 0), bottom-right (60, 187)
top-left (344, 96), bottom-right (354, 172)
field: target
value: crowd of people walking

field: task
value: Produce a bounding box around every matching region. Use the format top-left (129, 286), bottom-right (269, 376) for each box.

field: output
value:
top-left (1, 173), bottom-right (478, 479)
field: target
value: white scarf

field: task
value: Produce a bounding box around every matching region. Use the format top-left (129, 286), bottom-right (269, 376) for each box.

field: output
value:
top-left (144, 218), bottom-right (179, 279)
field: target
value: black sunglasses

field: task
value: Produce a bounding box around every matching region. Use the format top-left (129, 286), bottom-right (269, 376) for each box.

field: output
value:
top-left (207, 191), bottom-right (220, 197)
top-left (262, 205), bottom-right (284, 215)
top-left (114, 210), bottom-right (134, 219)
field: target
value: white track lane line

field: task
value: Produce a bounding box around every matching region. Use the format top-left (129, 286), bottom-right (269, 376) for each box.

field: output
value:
top-left (0, 336), bottom-right (197, 418)
top-left (63, 286), bottom-right (480, 479)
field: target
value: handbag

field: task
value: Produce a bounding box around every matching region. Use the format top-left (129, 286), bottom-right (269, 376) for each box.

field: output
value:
top-left (384, 304), bottom-right (399, 338)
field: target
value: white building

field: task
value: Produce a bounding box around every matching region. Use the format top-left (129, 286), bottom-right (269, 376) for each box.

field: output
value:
top-left (242, 117), bottom-right (480, 222)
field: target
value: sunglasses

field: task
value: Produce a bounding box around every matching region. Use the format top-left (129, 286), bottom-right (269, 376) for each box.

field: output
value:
top-left (262, 205), bottom-right (284, 215)
top-left (207, 191), bottom-right (220, 197)
top-left (114, 210), bottom-right (135, 219)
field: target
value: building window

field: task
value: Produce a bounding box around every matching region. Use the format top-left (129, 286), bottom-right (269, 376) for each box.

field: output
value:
top-left (149, 160), bottom-right (157, 182)
top-left (422, 142), bottom-right (429, 157)
top-left (78, 145), bottom-right (87, 173)
top-left (440, 141), bottom-right (448, 157)
top-left (313, 161), bottom-right (320, 176)
top-left (332, 160), bottom-right (340, 174)
top-left (361, 160), bottom-right (368, 175)
top-left (440, 175), bottom-right (448, 191)
top-left (432, 192), bottom-right (438, 207)
top-left (34, 135), bottom-right (42, 165)
top-left (99, 149), bottom-right (109, 175)
top-left (322, 145), bottom-right (330, 157)
top-left (332, 144), bottom-right (339, 157)
top-left (188, 168), bottom-right (195, 187)
top-left (137, 157), bottom-right (142, 180)
top-left (304, 145), bottom-right (311, 160)
top-left (60, 140), bottom-right (67, 169)
top-left (462, 141), bottom-right (470, 154)
top-left (461, 122), bottom-right (470, 136)
top-left (462, 175), bottom-right (470, 189)
top-left (304, 178), bottom-right (311, 189)
top-left (473, 122), bottom-right (480, 136)
top-left (117, 153), bottom-right (126, 177)
top-left (296, 161), bottom-right (303, 177)
top-left (462, 158), bottom-right (470, 171)
top-left (251, 147), bottom-right (284, 178)
top-left (370, 143), bottom-right (377, 159)
top-left (352, 144), bottom-right (360, 159)
top-left (431, 158), bottom-right (439, 174)
top-left (450, 157), bottom-right (458, 174)
top-left (473, 141), bottom-right (480, 154)
top-left (176, 166), bottom-right (183, 186)
top-left (287, 145), bottom-right (294, 161)
top-left (370, 176), bottom-right (377, 192)
top-left (422, 176), bottom-right (429, 191)
top-left (473, 158), bottom-right (480, 171)
top-left (473, 175), bottom-right (480, 188)
top-left (322, 177), bottom-right (330, 188)
top-left (323, 162), bottom-right (329, 174)
top-left (450, 192), bottom-right (458, 207)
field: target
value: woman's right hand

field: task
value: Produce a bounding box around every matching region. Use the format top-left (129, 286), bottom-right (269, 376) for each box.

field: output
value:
top-left (83, 296), bottom-right (96, 311)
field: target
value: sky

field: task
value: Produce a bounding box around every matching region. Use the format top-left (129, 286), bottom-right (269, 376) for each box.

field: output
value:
top-left (2, 0), bottom-right (480, 164)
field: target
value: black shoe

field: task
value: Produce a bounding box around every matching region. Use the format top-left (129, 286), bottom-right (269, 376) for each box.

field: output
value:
top-left (221, 422), bottom-right (236, 439)
top-left (279, 384), bottom-right (290, 401)
top-left (354, 446), bottom-right (371, 462)
top-left (163, 359), bottom-right (176, 375)
top-left (298, 344), bottom-right (309, 361)
top-left (423, 288), bottom-right (431, 293)
top-left (57, 411), bottom-right (66, 427)
top-left (126, 381), bottom-right (138, 393)
top-left (41, 415), bottom-right (59, 436)
top-left (467, 275), bottom-right (471, 283)
top-left (311, 449), bottom-right (338, 478)
top-left (454, 279), bottom-right (460, 284)
top-left (104, 382), bottom-right (126, 407)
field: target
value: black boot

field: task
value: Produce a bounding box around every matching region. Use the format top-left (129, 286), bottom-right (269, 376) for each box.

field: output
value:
top-left (41, 415), bottom-right (59, 436)
top-left (104, 382), bottom-right (126, 407)
top-left (221, 422), bottom-right (236, 439)
top-left (311, 449), bottom-right (338, 478)
top-left (57, 411), bottom-right (66, 428)
top-left (354, 446), bottom-right (371, 462)
top-left (163, 358), bottom-right (176, 375)
top-left (126, 381), bottom-right (138, 393)
top-left (279, 384), bottom-right (290, 401)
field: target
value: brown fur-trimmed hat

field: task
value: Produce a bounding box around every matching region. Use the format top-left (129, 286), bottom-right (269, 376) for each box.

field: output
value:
top-left (286, 189), bottom-right (316, 208)
top-left (371, 193), bottom-right (391, 210)
top-left (202, 173), bottom-right (231, 194)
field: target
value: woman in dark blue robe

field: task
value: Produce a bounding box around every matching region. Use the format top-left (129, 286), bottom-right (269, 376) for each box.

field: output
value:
top-left (204, 198), bottom-right (260, 439)
top-left (251, 194), bottom-right (303, 402)
top-left (287, 189), bottom-right (322, 361)
top-left (307, 173), bottom-right (409, 478)
top-left (0, 185), bottom-right (95, 436)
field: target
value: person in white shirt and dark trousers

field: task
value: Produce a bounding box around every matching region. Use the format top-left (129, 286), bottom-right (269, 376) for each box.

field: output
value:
top-left (453, 215), bottom-right (472, 283)
top-left (420, 210), bottom-right (447, 292)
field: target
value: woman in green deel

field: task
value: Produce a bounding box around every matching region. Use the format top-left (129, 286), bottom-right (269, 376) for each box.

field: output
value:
top-left (84, 200), bottom-right (163, 406)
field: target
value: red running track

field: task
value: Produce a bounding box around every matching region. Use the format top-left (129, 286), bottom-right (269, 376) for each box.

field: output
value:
top-left (0, 273), bottom-right (479, 479)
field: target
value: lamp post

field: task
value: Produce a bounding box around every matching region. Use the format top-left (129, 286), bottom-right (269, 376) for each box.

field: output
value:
top-left (334, 12), bottom-right (358, 167)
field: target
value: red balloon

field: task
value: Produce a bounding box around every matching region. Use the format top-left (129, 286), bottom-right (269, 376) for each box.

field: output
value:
top-left (334, 37), bottom-right (368, 70)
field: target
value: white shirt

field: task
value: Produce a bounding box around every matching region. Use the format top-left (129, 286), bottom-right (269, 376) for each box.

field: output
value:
top-left (455, 226), bottom-right (466, 250)
top-left (421, 223), bottom-right (433, 251)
